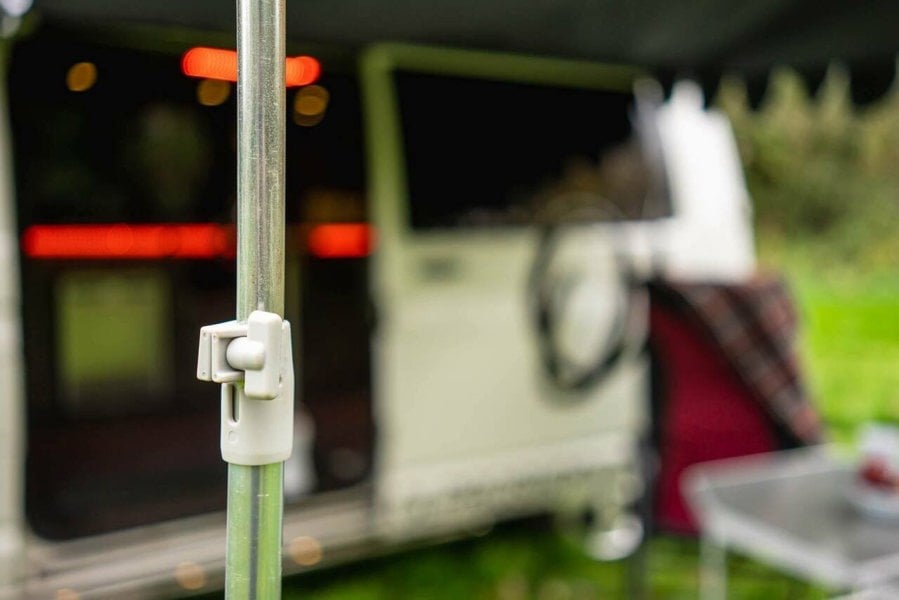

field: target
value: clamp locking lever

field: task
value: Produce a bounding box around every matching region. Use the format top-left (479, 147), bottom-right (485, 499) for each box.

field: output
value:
top-left (197, 310), bottom-right (294, 465)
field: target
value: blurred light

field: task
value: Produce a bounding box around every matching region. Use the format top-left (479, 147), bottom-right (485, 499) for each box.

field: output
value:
top-left (293, 85), bottom-right (329, 126)
top-left (288, 536), bottom-right (323, 566)
top-left (286, 56), bottom-right (320, 87)
top-left (307, 223), bottom-right (375, 259)
top-left (66, 62), bottom-right (97, 92)
top-left (22, 224), bottom-right (234, 260)
top-left (174, 562), bottom-right (207, 591)
top-left (1, 0), bottom-right (32, 17)
top-left (295, 85), bottom-right (329, 115)
top-left (182, 47), bottom-right (320, 87)
top-left (54, 590), bottom-right (79, 600)
top-left (23, 223), bottom-right (373, 260)
top-left (181, 48), bottom-right (236, 82)
top-left (196, 78), bottom-right (231, 106)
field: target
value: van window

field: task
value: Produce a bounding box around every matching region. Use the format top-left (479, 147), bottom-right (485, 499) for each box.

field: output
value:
top-left (11, 23), bottom-right (372, 539)
top-left (394, 71), bottom-right (647, 229)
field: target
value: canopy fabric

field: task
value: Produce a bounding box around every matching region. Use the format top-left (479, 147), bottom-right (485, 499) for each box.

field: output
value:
top-left (34, 0), bottom-right (899, 102)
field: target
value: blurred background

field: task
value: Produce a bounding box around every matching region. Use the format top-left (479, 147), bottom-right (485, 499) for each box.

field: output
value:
top-left (3, 3), bottom-right (899, 600)
top-left (265, 69), bottom-right (899, 600)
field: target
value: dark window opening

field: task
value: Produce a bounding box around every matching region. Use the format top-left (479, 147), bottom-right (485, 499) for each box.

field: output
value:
top-left (11, 22), bottom-right (372, 540)
top-left (395, 71), bottom-right (660, 230)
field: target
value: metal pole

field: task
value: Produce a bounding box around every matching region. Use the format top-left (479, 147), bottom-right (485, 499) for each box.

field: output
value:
top-left (228, 0), bottom-right (286, 598)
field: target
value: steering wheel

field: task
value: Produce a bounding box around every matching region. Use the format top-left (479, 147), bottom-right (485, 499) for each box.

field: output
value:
top-left (529, 200), bottom-right (647, 395)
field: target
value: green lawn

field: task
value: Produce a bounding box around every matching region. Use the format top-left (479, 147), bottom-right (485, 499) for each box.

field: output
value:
top-left (279, 527), bottom-right (827, 600)
top-left (774, 253), bottom-right (899, 444)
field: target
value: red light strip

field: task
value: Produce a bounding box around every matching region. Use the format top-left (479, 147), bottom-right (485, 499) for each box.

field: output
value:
top-left (22, 223), bottom-right (375, 260)
top-left (181, 48), bottom-right (320, 87)
top-left (307, 223), bottom-right (375, 259)
top-left (181, 48), bottom-right (237, 83)
top-left (286, 56), bottom-right (320, 87)
top-left (22, 224), bottom-right (235, 260)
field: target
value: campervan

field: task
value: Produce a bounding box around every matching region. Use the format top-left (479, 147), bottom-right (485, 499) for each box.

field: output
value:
top-left (0, 10), bottom-right (753, 598)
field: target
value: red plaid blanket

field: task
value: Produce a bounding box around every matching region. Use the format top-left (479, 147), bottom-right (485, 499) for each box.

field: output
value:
top-left (649, 275), bottom-right (824, 445)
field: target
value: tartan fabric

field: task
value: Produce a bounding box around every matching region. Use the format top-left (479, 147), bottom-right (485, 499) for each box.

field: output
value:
top-left (648, 275), bottom-right (824, 445)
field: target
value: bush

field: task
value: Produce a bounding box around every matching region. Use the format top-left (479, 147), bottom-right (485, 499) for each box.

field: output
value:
top-left (717, 67), bottom-right (899, 268)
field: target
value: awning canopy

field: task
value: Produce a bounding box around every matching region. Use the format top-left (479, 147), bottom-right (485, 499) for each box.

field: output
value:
top-left (33, 0), bottom-right (899, 103)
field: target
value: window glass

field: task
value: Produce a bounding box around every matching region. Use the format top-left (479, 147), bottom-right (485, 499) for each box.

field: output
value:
top-left (394, 71), bottom-right (659, 229)
top-left (56, 269), bottom-right (171, 414)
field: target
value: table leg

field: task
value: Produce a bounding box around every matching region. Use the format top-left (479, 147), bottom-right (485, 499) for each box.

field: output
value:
top-left (700, 535), bottom-right (727, 600)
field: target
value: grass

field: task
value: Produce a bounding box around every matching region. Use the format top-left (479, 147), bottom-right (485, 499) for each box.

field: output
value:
top-left (279, 527), bottom-right (827, 600)
top-left (763, 243), bottom-right (899, 445)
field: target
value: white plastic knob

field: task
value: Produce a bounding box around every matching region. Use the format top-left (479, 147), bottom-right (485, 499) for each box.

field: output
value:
top-left (226, 337), bottom-right (265, 371)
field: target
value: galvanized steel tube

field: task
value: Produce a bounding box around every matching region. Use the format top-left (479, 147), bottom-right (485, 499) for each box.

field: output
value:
top-left (228, 0), bottom-right (286, 598)
top-left (226, 462), bottom-right (284, 599)
top-left (236, 0), bottom-right (285, 319)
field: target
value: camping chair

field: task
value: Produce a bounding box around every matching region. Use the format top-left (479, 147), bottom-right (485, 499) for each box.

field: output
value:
top-left (645, 275), bottom-right (823, 534)
top-left (624, 275), bottom-right (823, 597)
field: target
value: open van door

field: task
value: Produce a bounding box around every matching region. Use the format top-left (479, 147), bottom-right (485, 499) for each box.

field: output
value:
top-left (362, 45), bottom-right (651, 543)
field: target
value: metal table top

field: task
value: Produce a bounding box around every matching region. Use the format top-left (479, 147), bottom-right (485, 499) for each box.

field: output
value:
top-left (684, 446), bottom-right (899, 590)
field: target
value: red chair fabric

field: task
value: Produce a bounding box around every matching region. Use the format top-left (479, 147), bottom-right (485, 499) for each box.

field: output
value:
top-left (649, 300), bottom-right (780, 534)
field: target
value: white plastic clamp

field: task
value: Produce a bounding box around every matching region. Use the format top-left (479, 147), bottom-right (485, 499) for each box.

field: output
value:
top-left (197, 310), bottom-right (294, 465)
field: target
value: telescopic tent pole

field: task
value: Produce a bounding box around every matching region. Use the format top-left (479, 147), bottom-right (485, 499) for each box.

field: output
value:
top-left (229, 0), bottom-right (286, 598)
top-left (197, 0), bottom-right (289, 598)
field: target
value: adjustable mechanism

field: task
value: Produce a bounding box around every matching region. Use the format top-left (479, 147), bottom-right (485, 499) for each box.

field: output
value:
top-left (197, 310), bottom-right (294, 465)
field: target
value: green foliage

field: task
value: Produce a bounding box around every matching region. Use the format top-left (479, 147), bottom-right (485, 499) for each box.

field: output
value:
top-left (718, 68), bottom-right (899, 269)
top-left (718, 69), bottom-right (899, 443)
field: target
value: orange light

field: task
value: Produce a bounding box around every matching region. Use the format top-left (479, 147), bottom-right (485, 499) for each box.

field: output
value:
top-left (182, 47), bottom-right (320, 87)
top-left (22, 224), bottom-right (235, 260)
top-left (181, 48), bottom-right (237, 83)
top-left (66, 62), bottom-right (97, 92)
top-left (307, 224), bottom-right (375, 259)
top-left (286, 56), bottom-right (320, 87)
top-left (294, 85), bottom-right (330, 126)
top-left (174, 562), bottom-right (207, 591)
top-left (196, 79), bottom-right (231, 106)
